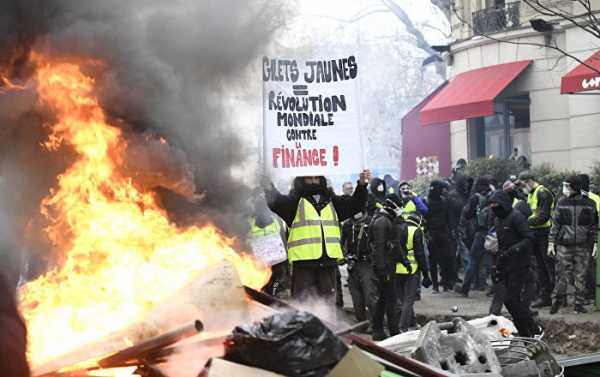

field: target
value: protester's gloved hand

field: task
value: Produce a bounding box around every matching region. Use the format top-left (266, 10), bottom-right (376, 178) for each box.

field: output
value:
top-left (593, 243), bottom-right (598, 259)
top-left (422, 272), bottom-right (432, 288)
top-left (400, 259), bottom-right (412, 275)
top-left (547, 242), bottom-right (556, 257)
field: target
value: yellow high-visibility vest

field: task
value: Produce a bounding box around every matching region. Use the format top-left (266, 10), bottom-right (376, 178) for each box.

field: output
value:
top-left (403, 200), bottom-right (417, 213)
top-left (512, 197), bottom-right (519, 208)
top-left (249, 218), bottom-right (282, 238)
top-left (396, 226), bottom-right (419, 275)
top-left (527, 185), bottom-right (552, 229)
top-left (589, 192), bottom-right (600, 214)
top-left (401, 200), bottom-right (418, 221)
top-left (287, 198), bottom-right (342, 263)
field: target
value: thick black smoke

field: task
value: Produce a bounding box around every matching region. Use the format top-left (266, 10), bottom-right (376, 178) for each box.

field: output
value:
top-left (0, 0), bottom-right (289, 280)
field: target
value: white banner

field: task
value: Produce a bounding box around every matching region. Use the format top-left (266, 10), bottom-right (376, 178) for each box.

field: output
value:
top-left (250, 233), bottom-right (287, 266)
top-left (262, 55), bottom-right (364, 179)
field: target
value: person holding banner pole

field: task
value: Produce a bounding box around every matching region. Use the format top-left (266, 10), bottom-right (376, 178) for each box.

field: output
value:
top-left (264, 170), bottom-right (370, 311)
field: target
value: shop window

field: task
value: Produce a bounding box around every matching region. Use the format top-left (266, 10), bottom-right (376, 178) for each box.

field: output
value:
top-left (468, 95), bottom-right (530, 159)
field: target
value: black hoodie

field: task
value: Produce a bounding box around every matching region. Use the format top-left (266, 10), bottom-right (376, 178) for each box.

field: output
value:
top-left (488, 191), bottom-right (534, 274)
top-left (367, 178), bottom-right (387, 215)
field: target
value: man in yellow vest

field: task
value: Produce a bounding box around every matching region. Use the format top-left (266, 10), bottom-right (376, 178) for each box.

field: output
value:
top-left (264, 170), bottom-right (370, 307)
top-left (517, 171), bottom-right (555, 308)
top-left (396, 214), bottom-right (431, 332)
top-left (396, 181), bottom-right (429, 218)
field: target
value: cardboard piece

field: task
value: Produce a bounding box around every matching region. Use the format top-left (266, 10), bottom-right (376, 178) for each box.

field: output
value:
top-left (328, 347), bottom-right (385, 377)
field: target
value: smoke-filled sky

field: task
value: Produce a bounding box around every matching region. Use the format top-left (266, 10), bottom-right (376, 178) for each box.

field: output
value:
top-left (0, 0), bottom-right (290, 279)
top-left (0, 0), bottom-right (449, 280)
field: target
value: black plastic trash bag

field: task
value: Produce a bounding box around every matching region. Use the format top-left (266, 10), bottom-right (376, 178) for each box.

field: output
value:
top-left (224, 310), bottom-right (348, 377)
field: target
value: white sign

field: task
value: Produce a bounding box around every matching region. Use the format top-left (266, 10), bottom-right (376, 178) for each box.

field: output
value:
top-left (262, 56), bottom-right (364, 178)
top-left (250, 233), bottom-right (287, 266)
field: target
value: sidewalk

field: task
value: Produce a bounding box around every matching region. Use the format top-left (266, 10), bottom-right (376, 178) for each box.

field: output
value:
top-left (339, 267), bottom-right (600, 356)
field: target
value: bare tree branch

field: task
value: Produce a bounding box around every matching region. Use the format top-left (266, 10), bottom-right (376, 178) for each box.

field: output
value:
top-left (522, 0), bottom-right (600, 39)
top-left (382, 0), bottom-right (438, 56)
top-left (382, 0), bottom-right (447, 77)
top-left (451, 2), bottom-right (600, 76)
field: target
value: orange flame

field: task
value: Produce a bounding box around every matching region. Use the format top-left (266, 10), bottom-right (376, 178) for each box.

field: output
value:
top-left (19, 55), bottom-right (270, 368)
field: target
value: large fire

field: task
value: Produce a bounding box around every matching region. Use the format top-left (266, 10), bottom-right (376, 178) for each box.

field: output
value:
top-left (17, 55), bottom-right (270, 368)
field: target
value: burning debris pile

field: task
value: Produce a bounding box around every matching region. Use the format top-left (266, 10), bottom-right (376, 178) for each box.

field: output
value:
top-left (0, 0), bottom-right (288, 375)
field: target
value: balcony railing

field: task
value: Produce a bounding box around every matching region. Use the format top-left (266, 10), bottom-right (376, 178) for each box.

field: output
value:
top-left (472, 2), bottom-right (521, 35)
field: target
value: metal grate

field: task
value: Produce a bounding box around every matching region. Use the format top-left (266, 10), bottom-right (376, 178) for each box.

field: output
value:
top-left (472, 2), bottom-right (521, 35)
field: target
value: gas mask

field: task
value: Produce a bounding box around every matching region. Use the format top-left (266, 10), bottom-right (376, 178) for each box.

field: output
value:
top-left (376, 184), bottom-right (385, 193)
top-left (353, 212), bottom-right (363, 220)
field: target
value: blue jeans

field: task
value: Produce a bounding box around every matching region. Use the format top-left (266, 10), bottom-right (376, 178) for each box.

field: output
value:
top-left (461, 232), bottom-right (486, 294)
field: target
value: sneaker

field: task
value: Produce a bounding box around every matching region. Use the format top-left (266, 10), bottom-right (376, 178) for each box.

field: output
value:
top-left (549, 301), bottom-right (561, 315)
top-left (372, 332), bottom-right (387, 341)
top-left (432, 288), bottom-right (440, 294)
top-left (574, 305), bottom-right (588, 314)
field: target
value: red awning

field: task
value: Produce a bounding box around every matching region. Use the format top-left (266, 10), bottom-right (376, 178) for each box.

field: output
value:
top-left (561, 50), bottom-right (600, 94)
top-left (420, 60), bottom-right (533, 125)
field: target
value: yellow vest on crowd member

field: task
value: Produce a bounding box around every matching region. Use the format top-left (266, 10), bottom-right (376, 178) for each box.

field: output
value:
top-left (287, 198), bottom-right (343, 263)
top-left (589, 192), bottom-right (600, 214)
top-left (249, 218), bottom-right (282, 238)
top-left (512, 197), bottom-right (519, 208)
top-left (396, 226), bottom-right (419, 275)
top-left (402, 200), bottom-right (417, 213)
top-left (527, 185), bottom-right (553, 229)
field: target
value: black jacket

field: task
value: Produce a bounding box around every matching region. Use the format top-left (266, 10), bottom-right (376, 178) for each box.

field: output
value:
top-left (549, 193), bottom-right (598, 247)
top-left (369, 211), bottom-right (408, 276)
top-left (488, 191), bottom-right (534, 274)
top-left (528, 185), bottom-right (554, 229)
top-left (265, 181), bottom-right (368, 228)
top-left (425, 194), bottom-right (458, 237)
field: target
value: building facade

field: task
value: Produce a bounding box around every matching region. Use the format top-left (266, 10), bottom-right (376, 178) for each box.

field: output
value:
top-left (435, 0), bottom-right (600, 172)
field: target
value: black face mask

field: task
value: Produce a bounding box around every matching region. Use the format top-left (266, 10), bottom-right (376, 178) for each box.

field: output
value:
top-left (305, 183), bottom-right (322, 195)
top-left (492, 206), bottom-right (509, 218)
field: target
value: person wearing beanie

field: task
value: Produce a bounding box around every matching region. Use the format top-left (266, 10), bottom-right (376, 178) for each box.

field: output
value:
top-left (517, 171), bottom-right (556, 308)
top-left (549, 175), bottom-right (598, 314)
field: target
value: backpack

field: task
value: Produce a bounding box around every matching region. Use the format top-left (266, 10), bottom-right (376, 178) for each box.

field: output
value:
top-left (475, 193), bottom-right (491, 228)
